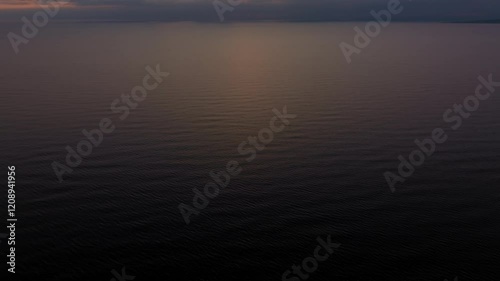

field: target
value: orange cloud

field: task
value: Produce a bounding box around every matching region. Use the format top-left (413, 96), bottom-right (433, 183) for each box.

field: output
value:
top-left (0, 0), bottom-right (78, 10)
top-left (0, 0), bottom-right (35, 9)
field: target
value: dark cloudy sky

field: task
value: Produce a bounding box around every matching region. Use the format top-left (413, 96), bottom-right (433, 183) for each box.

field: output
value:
top-left (0, 0), bottom-right (499, 22)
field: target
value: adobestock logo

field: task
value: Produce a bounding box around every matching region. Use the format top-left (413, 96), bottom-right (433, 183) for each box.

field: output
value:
top-left (385, 74), bottom-right (500, 192)
top-left (213, 0), bottom-right (243, 22)
top-left (52, 65), bottom-right (169, 182)
top-left (7, 0), bottom-right (69, 54)
top-left (179, 106), bottom-right (297, 224)
top-left (282, 235), bottom-right (341, 281)
top-left (110, 267), bottom-right (135, 281)
top-left (339, 0), bottom-right (404, 64)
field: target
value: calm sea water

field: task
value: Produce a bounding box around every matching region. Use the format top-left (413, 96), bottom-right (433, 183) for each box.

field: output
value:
top-left (1, 23), bottom-right (500, 281)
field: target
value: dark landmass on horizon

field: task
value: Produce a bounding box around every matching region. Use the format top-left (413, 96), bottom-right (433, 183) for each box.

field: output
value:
top-left (1, 0), bottom-right (500, 23)
top-left (2, 19), bottom-right (500, 24)
top-left (451, 19), bottom-right (500, 23)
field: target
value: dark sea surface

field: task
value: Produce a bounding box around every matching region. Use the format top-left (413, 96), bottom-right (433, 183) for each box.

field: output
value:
top-left (1, 23), bottom-right (499, 281)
